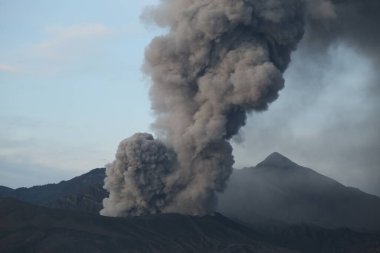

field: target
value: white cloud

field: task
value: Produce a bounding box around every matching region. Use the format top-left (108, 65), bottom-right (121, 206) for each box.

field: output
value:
top-left (0, 138), bottom-right (108, 178)
top-left (1, 22), bottom-right (145, 77)
top-left (36, 23), bottom-right (114, 56)
top-left (0, 64), bottom-right (19, 73)
top-left (47, 23), bottom-right (113, 38)
top-left (40, 23), bottom-right (113, 47)
top-left (34, 23), bottom-right (114, 60)
top-left (23, 23), bottom-right (120, 76)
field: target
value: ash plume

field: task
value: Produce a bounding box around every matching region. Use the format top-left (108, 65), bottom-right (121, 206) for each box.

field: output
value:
top-left (101, 133), bottom-right (175, 216)
top-left (101, 0), bottom-right (379, 216)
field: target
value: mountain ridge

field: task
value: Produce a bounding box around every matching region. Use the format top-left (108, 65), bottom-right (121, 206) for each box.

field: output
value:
top-left (256, 152), bottom-right (300, 168)
top-left (1, 153), bottom-right (380, 231)
top-left (0, 168), bottom-right (107, 213)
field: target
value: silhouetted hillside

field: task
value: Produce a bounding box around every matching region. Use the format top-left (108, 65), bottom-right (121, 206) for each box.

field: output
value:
top-left (0, 168), bottom-right (107, 213)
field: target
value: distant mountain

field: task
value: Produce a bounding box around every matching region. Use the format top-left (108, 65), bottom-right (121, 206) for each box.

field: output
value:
top-left (1, 198), bottom-right (379, 253)
top-left (218, 152), bottom-right (380, 231)
top-left (0, 186), bottom-right (13, 195)
top-left (0, 168), bottom-right (107, 213)
top-left (1, 153), bottom-right (380, 230)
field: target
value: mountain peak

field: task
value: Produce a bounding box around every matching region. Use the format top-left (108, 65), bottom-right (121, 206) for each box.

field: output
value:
top-left (256, 152), bottom-right (298, 168)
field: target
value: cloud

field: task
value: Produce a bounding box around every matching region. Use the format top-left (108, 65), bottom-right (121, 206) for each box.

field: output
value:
top-left (0, 22), bottom-right (120, 77)
top-left (39, 23), bottom-right (113, 47)
top-left (0, 141), bottom-right (109, 189)
top-left (0, 23), bottom-right (117, 76)
top-left (47, 23), bottom-right (113, 38)
top-left (0, 116), bottom-right (110, 185)
top-left (0, 64), bottom-right (20, 73)
top-left (34, 23), bottom-right (114, 60)
top-left (0, 154), bottom-right (73, 189)
top-left (0, 135), bottom-right (108, 174)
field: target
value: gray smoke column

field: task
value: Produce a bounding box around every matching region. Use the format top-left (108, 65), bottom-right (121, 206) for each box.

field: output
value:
top-left (101, 0), bottom-right (334, 216)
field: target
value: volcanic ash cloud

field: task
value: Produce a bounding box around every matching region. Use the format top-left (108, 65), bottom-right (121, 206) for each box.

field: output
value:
top-left (101, 0), bottom-right (339, 216)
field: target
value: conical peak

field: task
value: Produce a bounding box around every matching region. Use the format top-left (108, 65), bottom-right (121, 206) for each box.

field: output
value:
top-left (256, 152), bottom-right (298, 168)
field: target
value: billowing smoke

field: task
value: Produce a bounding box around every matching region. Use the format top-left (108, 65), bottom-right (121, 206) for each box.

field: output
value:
top-left (101, 133), bottom-right (175, 216)
top-left (101, 0), bottom-right (378, 216)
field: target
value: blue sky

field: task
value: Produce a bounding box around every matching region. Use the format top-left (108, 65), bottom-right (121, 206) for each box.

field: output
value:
top-left (1, 0), bottom-right (379, 196)
top-left (0, 0), bottom-right (160, 186)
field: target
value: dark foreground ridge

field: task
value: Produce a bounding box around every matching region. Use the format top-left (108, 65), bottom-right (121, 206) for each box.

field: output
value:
top-left (1, 198), bottom-right (380, 253)
top-left (0, 198), bottom-right (291, 253)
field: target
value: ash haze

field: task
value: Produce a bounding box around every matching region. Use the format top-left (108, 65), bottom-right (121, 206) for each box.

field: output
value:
top-left (0, 0), bottom-right (379, 200)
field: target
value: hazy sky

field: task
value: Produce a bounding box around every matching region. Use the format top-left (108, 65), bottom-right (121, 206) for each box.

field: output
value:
top-left (1, 1), bottom-right (379, 196)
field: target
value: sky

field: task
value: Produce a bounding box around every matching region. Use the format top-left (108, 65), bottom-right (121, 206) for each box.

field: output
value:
top-left (0, 1), bottom-right (379, 196)
top-left (0, 0), bottom-right (160, 186)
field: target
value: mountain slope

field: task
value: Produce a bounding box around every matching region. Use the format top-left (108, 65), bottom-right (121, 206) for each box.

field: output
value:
top-left (218, 152), bottom-right (380, 230)
top-left (0, 186), bottom-right (13, 195)
top-left (0, 168), bottom-right (107, 213)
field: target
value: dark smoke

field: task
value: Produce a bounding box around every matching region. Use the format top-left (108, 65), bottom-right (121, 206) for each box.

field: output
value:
top-left (101, 0), bottom-right (380, 216)
top-left (306, 0), bottom-right (380, 58)
top-left (306, 0), bottom-right (380, 98)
